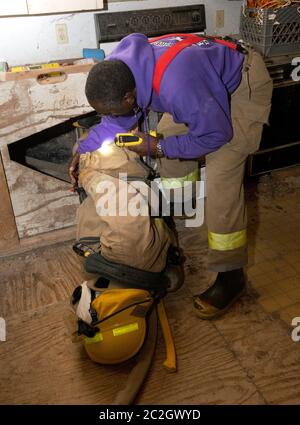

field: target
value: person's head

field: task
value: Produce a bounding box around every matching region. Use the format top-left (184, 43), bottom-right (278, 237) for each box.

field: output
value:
top-left (85, 60), bottom-right (136, 116)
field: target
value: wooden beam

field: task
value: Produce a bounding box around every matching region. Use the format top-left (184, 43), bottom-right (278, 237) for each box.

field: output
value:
top-left (0, 152), bottom-right (19, 252)
top-left (0, 225), bottom-right (76, 258)
top-left (0, 63), bottom-right (94, 82)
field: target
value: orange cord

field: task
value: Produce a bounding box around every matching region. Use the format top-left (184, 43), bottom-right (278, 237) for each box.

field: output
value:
top-left (248, 0), bottom-right (300, 7)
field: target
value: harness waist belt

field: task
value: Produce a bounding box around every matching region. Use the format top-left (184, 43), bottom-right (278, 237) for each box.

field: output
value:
top-left (85, 253), bottom-right (169, 291)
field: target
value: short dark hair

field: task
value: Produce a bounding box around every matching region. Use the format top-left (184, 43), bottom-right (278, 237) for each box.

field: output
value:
top-left (85, 60), bottom-right (135, 108)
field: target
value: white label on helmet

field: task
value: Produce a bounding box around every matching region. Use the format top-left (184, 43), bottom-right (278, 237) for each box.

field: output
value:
top-left (0, 318), bottom-right (6, 342)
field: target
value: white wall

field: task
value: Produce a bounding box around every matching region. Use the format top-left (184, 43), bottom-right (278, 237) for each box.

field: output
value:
top-left (0, 0), bottom-right (243, 66)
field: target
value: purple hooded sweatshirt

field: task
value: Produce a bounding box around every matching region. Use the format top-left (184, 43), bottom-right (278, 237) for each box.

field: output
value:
top-left (78, 33), bottom-right (244, 159)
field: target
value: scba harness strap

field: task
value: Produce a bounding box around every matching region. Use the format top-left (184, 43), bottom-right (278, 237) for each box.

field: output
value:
top-left (73, 237), bottom-right (183, 293)
top-left (149, 33), bottom-right (244, 96)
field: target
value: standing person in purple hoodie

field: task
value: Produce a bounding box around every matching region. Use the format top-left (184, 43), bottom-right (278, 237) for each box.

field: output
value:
top-left (69, 33), bottom-right (272, 319)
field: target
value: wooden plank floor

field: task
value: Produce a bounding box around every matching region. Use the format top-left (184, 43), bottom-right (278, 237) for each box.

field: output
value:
top-left (1, 221), bottom-right (300, 404)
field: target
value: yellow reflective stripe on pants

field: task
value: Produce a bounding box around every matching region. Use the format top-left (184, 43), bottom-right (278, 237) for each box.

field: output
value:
top-left (161, 168), bottom-right (199, 189)
top-left (208, 229), bottom-right (247, 251)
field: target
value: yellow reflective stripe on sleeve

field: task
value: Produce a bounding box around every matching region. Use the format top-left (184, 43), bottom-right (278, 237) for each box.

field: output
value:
top-left (161, 168), bottom-right (199, 189)
top-left (208, 229), bottom-right (247, 251)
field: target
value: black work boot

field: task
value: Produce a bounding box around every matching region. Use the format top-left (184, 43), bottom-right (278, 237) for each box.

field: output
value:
top-left (193, 269), bottom-right (246, 319)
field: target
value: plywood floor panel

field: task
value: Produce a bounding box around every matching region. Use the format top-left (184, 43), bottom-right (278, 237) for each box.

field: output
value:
top-left (0, 242), bottom-right (87, 318)
top-left (0, 295), bottom-right (264, 405)
top-left (1, 217), bottom-right (300, 404)
top-left (226, 322), bottom-right (300, 405)
top-left (138, 295), bottom-right (265, 405)
top-left (0, 302), bottom-right (135, 405)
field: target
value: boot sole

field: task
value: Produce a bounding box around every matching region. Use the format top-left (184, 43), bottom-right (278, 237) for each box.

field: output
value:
top-left (194, 286), bottom-right (247, 320)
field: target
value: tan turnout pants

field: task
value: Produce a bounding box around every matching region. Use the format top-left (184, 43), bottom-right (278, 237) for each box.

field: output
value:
top-left (157, 48), bottom-right (273, 272)
top-left (76, 145), bottom-right (172, 273)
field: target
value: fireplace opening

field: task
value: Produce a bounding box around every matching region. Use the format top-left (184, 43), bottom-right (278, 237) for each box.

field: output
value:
top-left (8, 112), bottom-right (99, 182)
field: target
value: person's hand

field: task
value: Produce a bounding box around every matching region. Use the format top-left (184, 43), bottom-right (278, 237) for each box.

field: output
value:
top-left (68, 152), bottom-right (80, 191)
top-left (126, 131), bottom-right (160, 157)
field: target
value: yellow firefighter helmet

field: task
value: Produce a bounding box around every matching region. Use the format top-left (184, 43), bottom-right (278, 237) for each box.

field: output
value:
top-left (73, 284), bottom-right (154, 365)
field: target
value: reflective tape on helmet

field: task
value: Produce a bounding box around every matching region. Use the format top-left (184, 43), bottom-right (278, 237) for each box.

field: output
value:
top-left (113, 322), bottom-right (139, 337)
top-left (208, 229), bottom-right (247, 251)
top-left (161, 168), bottom-right (199, 189)
top-left (84, 332), bottom-right (103, 345)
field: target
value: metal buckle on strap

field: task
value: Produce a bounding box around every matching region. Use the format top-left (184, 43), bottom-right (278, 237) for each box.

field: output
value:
top-left (222, 36), bottom-right (248, 55)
